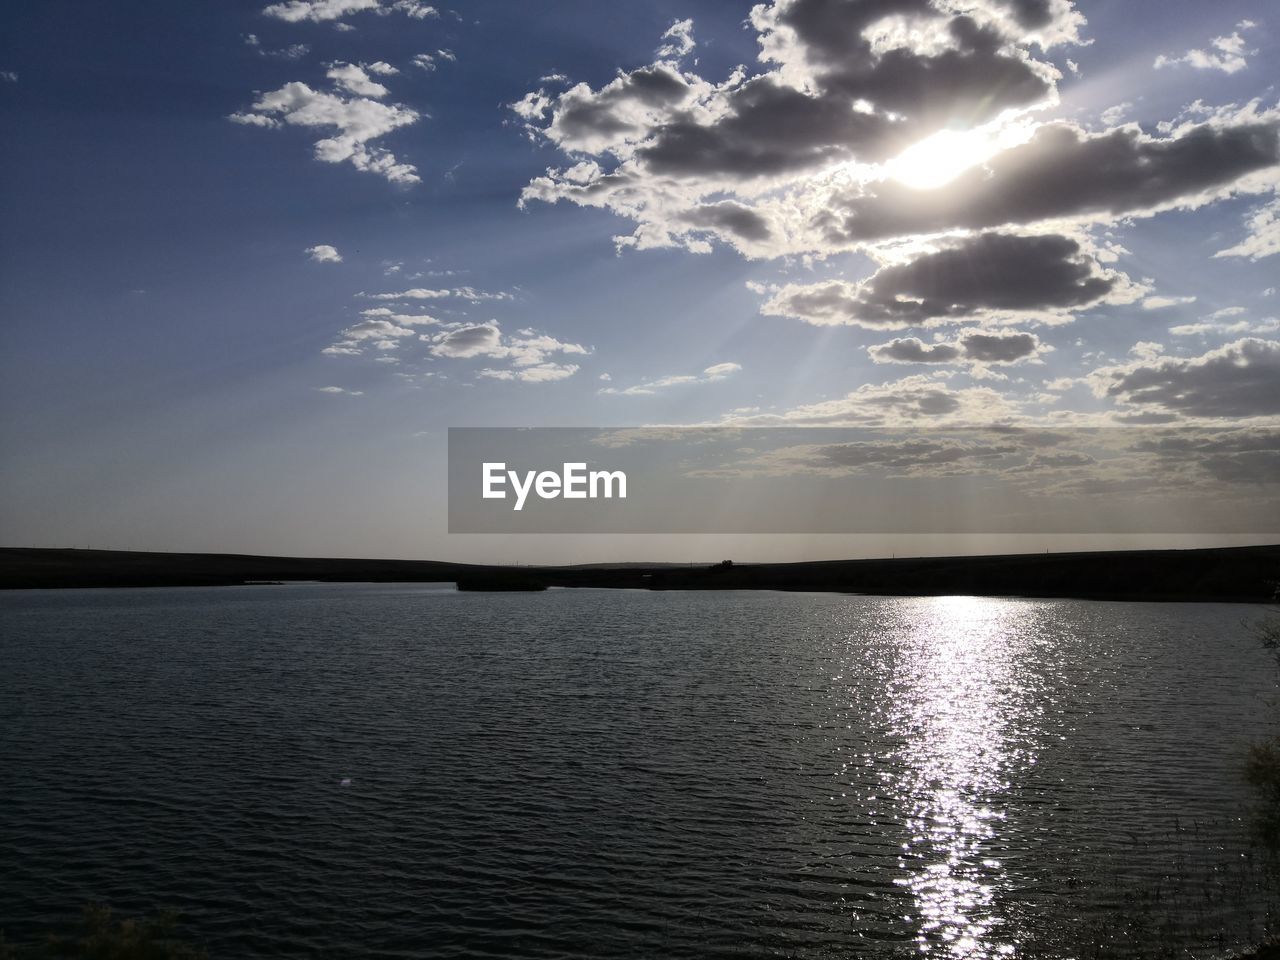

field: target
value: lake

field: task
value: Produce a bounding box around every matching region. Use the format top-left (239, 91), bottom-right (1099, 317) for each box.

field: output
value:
top-left (1, 584), bottom-right (1276, 957)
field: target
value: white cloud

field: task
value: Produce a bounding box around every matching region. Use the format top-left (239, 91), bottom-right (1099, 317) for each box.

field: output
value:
top-left (410, 321), bottom-right (588, 382)
top-left (0, 71), bottom-right (17, 83)
top-left (1208, 306), bottom-right (1247, 320)
top-left (326, 62), bottom-right (389, 97)
top-left (1169, 310), bottom-right (1276, 337)
top-left (315, 385), bottom-right (364, 395)
top-left (263, 0), bottom-right (381, 22)
top-left (1169, 321), bottom-right (1247, 336)
top-left (1100, 102), bottom-right (1132, 126)
top-left (656, 19), bottom-right (695, 59)
top-left (1214, 198), bottom-right (1280, 261)
top-left (721, 374), bottom-right (1021, 426)
top-left (601, 362), bottom-right (741, 396)
top-left (358, 307), bottom-right (438, 324)
top-left (230, 81), bottom-right (420, 184)
top-left (391, 1), bottom-right (438, 19)
top-left (479, 363), bottom-right (580, 383)
top-left (244, 34), bottom-right (309, 60)
top-left (365, 286), bottom-right (513, 301)
top-left (307, 244), bottom-right (343, 263)
top-left (1142, 294), bottom-right (1197, 310)
top-left (413, 49), bottom-right (455, 72)
top-left (262, 0), bottom-right (435, 22)
top-left (1154, 21), bottom-right (1257, 75)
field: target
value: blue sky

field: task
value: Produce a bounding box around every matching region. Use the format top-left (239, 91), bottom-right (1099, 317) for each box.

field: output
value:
top-left (1, 0), bottom-right (1277, 561)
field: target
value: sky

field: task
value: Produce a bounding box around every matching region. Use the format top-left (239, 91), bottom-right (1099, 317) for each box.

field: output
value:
top-left (0, 0), bottom-right (1277, 562)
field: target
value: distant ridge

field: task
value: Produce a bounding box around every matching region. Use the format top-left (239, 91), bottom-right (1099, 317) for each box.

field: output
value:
top-left (2, 545), bottom-right (1278, 603)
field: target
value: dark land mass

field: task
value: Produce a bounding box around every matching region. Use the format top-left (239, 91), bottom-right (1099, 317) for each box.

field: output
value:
top-left (2, 545), bottom-right (1279, 602)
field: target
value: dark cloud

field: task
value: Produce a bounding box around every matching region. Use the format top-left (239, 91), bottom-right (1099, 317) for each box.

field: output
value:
top-left (812, 437), bottom-right (1020, 470)
top-left (812, 16), bottom-right (1053, 131)
top-left (820, 119), bottom-right (1280, 243)
top-left (636, 76), bottom-right (897, 178)
top-left (766, 0), bottom-right (933, 68)
top-left (870, 330), bottom-right (1043, 365)
top-left (962, 331), bottom-right (1040, 362)
top-left (679, 201), bottom-right (773, 241)
top-left (1127, 428), bottom-right (1280, 483)
top-left (1096, 338), bottom-right (1280, 418)
top-left (869, 338), bottom-right (963, 363)
top-left (765, 232), bottom-right (1122, 327)
top-left (1027, 451), bottom-right (1095, 467)
top-left (524, 0), bottom-right (1061, 185)
top-left (1004, 0), bottom-right (1055, 29)
top-left (549, 65), bottom-right (693, 148)
top-left (427, 324), bottom-right (502, 358)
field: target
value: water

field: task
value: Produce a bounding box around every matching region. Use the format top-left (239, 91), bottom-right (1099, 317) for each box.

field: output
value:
top-left (0, 584), bottom-right (1276, 958)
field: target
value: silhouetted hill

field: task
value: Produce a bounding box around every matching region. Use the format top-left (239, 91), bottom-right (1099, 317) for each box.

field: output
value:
top-left (2, 545), bottom-right (1278, 602)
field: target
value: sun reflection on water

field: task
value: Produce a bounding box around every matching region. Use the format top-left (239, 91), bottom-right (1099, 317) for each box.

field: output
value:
top-left (882, 595), bottom-right (1043, 958)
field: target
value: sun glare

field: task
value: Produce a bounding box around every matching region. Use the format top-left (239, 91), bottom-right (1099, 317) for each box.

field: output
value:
top-left (889, 128), bottom-right (999, 190)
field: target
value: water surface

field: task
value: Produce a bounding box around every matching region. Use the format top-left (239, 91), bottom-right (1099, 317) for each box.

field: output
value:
top-left (0, 585), bottom-right (1275, 957)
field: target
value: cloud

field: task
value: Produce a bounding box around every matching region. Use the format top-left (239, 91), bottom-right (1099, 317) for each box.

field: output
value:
top-left (322, 309), bottom-right (441, 355)
top-left (656, 19), bottom-right (696, 59)
top-left (315, 385), bottom-right (364, 395)
top-left (263, 0), bottom-right (381, 22)
top-left (511, 3), bottom-right (1280, 262)
top-left (390, 1), bottom-right (438, 19)
top-left (601, 362), bottom-right (742, 396)
top-left (414, 321), bottom-right (588, 383)
top-left (527, 96), bottom-right (1278, 258)
top-left (759, 232), bottom-right (1136, 329)
top-left (816, 116), bottom-right (1280, 247)
top-left (244, 34), bottom-right (309, 60)
top-left (262, 0), bottom-right (435, 22)
top-left (513, 0), bottom-right (1074, 232)
top-left (1215, 197), bottom-right (1280, 261)
top-left (412, 49), bottom-right (456, 72)
top-left (1142, 294), bottom-right (1197, 310)
top-left (1089, 338), bottom-right (1280, 418)
top-left (478, 363), bottom-right (580, 383)
top-left (364, 286), bottom-right (513, 301)
top-left (868, 338), bottom-right (962, 363)
top-left (358, 307), bottom-right (438, 323)
top-left (1169, 313), bottom-right (1277, 337)
top-left (427, 323), bottom-right (503, 358)
top-left (307, 243), bottom-right (343, 262)
top-left (230, 81), bottom-right (420, 183)
top-left (1154, 21), bottom-right (1256, 75)
top-left (326, 62), bottom-right (389, 97)
top-left (1100, 101), bottom-right (1132, 126)
top-left (869, 330), bottom-right (1047, 367)
top-left (723, 374), bottom-right (1021, 426)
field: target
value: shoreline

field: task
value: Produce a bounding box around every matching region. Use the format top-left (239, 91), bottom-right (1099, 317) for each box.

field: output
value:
top-left (3, 544), bottom-right (1278, 604)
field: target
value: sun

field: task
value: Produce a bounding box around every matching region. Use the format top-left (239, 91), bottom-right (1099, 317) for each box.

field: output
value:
top-left (888, 128), bottom-right (1000, 190)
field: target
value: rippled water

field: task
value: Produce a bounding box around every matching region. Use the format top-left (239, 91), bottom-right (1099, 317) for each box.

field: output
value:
top-left (1, 585), bottom-right (1277, 958)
